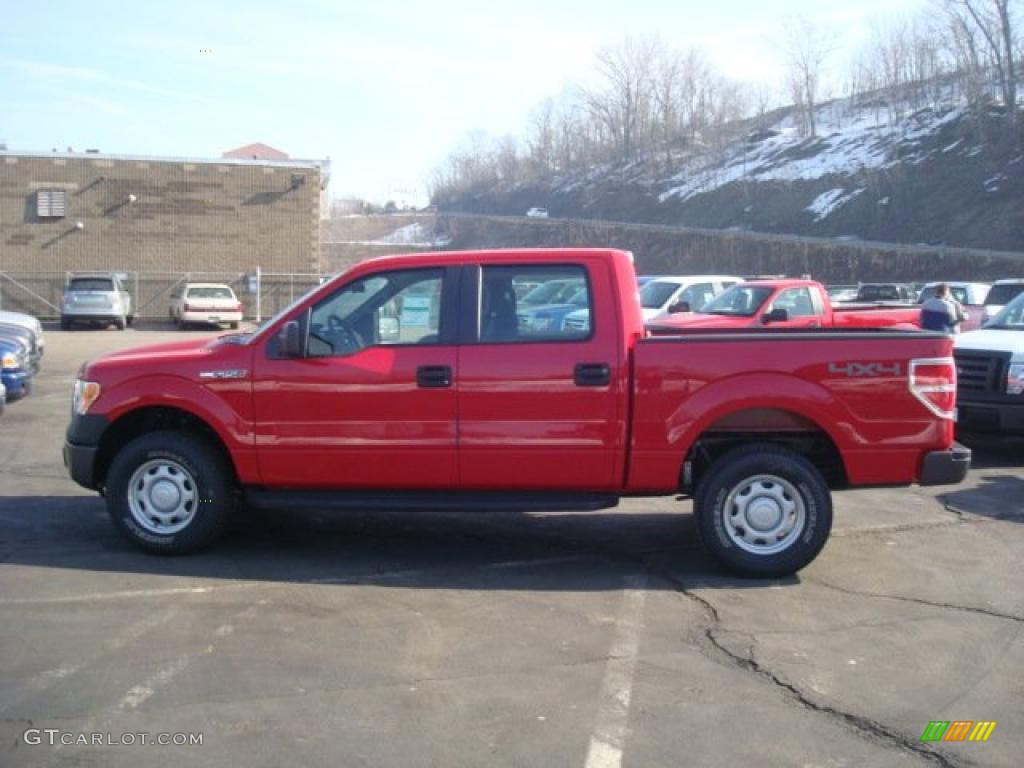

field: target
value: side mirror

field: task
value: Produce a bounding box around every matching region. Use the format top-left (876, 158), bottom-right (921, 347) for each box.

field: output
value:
top-left (668, 301), bottom-right (691, 314)
top-left (279, 320), bottom-right (304, 358)
top-left (762, 307), bottom-right (789, 324)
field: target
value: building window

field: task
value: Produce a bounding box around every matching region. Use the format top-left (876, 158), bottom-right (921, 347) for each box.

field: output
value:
top-left (37, 189), bottom-right (66, 218)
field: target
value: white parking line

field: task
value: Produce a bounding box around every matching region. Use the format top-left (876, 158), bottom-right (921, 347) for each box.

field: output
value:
top-left (583, 573), bottom-right (647, 768)
top-left (0, 609), bottom-right (179, 714)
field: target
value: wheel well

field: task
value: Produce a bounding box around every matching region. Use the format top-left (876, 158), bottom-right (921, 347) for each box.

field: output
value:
top-left (682, 409), bottom-right (848, 492)
top-left (94, 406), bottom-right (237, 491)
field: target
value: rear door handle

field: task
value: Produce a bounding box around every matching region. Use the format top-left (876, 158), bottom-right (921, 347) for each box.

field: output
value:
top-left (574, 363), bottom-right (610, 387)
top-left (416, 365), bottom-right (452, 388)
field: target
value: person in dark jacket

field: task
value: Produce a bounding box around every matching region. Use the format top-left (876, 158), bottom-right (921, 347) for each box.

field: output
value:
top-left (920, 283), bottom-right (964, 333)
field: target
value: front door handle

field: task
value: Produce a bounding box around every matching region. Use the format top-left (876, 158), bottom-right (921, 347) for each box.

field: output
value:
top-left (416, 365), bottom-right (452, 388)
top-left (574, 363), bottom-right (610, 387)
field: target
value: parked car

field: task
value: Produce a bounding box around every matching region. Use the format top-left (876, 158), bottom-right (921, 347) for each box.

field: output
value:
top-left (855, 283), bottom-right (917, 303)
top-left (0, 336), bottom-right (33, 401)
top-left (0, 321), bottom-right (41, 373)
top-left (953, 292), bottom-right (1024, 435)
top-left (517, 286), bottom-right (589, 334)
top-left (65, 248), bottom-right (968, 577)
top-left (650, 279), bottom-right (921, 331)
top-left (0, 380), bottom-right (6, 415)
top-left (917, 282), bottom-right (991, 333)
top-left (636, 275), bottom-right (665, 288)
top-left (518, 277), bottom-right (585, 308)
top-left (826, 285), bottom-right (859, 303)
top-left (0, 310), bottom-right (45, 355)
top-left (525, 207), bottom-right (549, 218)
top-left (170, 283), bottom-right (244, 329)
top-left (61, 273), bottom-right (133, 330)
top-left (981, 279), bottom-right (1024, 325)
top-left (639, 275), bottom-right (742, 323)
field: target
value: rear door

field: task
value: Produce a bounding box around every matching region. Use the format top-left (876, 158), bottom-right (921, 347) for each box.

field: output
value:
top-left (457, 259), bottom-right (624, 490)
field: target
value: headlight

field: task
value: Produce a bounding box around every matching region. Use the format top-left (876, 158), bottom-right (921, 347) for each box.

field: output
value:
top-left (1, 352), bottom-right (17, 370)
top-left (72, 379), bottom-right (102, 415)
top-left (1007, 363), bottom-right (1024, 395)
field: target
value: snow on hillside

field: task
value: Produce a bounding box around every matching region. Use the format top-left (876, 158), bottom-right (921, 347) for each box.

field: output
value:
top-left (657, 95), bottom-right (968, 219)
top-left (373, 222), bottom-right (451, 247)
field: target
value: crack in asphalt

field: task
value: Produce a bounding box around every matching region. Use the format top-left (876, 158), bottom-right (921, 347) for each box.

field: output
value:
top-left (647, 567), bottom-right (970, 768)
top-left (700, 626), bottom-right (968, 768)
top-left (804, 577), bottom-right (1024, 625)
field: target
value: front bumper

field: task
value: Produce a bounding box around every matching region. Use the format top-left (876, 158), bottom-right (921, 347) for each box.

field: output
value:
top-left (956, 398), bottom-right (1024, 435)
top-left (920, 442), bottom-right (972, 486)
top-left (1, 369), bottom-right (32, 399)
top-left (63, 413), bottom-right (109, 491)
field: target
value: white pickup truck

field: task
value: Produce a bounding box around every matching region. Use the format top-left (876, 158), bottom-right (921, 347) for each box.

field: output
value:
top-left (954, 292), bottom-right (1024, 434)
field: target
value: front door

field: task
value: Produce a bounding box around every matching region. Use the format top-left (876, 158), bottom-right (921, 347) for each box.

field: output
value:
top-left (768, 286), bottom-right (823, 328)
top-left (253, 266), bottom-right (459, 488)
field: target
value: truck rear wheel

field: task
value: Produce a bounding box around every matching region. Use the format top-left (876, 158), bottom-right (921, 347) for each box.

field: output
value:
top-left (105, 431), bottom-right (234, 554)
top-left (694, 444), bottom-right (832, 577)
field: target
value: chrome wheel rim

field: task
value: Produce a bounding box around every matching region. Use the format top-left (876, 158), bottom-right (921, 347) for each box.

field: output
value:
top-left (722, 474), bottom-right (806, 555)
top-left (127, 459), bottom-right (198, 535)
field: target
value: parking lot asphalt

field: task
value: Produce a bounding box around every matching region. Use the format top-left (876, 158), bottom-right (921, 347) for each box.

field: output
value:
top-left (0, 327), bottom-right (1022, 768)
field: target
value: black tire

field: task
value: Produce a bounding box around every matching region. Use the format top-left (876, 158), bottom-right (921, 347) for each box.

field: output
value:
top-left (127, 315), bottom-right (135, 327)
top-left (105, 431), bottom-right (235, 554)
top-left (60, 316), bottom-right (71, 331)
top-left (230, 321), bottom-right (239, 330)
top-left (694, 444), bottom-right (832, 577)
top-left (115, 316), bottom-right (127, 330)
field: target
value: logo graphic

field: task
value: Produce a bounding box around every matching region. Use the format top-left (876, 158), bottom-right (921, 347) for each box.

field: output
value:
top-left (920, 721), bottom-right (997, 742)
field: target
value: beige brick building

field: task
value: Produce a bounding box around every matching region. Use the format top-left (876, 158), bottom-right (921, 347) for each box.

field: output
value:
top-left (0, 149), bottom-right (327, 317)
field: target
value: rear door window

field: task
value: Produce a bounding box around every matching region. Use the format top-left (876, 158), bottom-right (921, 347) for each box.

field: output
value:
top-left (479, 265), bottom-right (591, 342)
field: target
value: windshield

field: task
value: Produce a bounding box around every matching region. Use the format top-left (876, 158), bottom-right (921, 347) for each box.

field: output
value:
top-left (985, 284), bottom-right (1024, 306)
top-left (700, 285), bottom-right (773, 317)
top-left (250, 280), bottom-right (330, 339)
top-left (639, 281), bottom-right (680, 309)
top-left (985, 293), bottom-right (1024, 330)
top-left (918, 285), bottom-right (969, 304)
top-left (68, 278), bottom-right (114, 292)
top-left (187, 286), bottom-right (235, 299)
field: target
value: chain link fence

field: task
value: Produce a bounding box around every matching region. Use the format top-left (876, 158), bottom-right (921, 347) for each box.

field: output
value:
top-left (0, 270), bottom-right (324, 322)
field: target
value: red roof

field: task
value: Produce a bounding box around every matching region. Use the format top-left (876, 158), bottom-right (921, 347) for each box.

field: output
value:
top-left (221, 143), bottom-right (290, 160)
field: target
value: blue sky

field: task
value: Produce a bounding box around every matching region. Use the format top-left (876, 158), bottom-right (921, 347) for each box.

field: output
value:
top-left (1, 0), bottom-right (924, 204)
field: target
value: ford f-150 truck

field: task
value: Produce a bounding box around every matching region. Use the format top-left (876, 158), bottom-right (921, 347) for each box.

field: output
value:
top-left (64, 249), bottom-right (969, 576)
top-left (649, 279), bottom-right (921, 332)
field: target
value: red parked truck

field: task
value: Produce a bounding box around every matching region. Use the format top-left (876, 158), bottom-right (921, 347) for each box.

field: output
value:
top-left (649, 278), bottom-right (921, 332)
top-left (64, 249), bottom-right (969, 576)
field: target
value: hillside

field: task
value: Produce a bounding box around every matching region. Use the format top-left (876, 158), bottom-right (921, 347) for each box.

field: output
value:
top-left (441, 92), bottom-right (1024, 252)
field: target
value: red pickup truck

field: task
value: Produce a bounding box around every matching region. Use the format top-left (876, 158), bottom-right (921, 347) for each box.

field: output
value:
top-left (649, 279), bottom-right (921, 332)
top-left (64, 249), bottom-right (969, 576)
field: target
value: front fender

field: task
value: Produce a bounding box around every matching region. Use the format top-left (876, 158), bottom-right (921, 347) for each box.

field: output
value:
top-left (95, 374), bottom-right (259, 483)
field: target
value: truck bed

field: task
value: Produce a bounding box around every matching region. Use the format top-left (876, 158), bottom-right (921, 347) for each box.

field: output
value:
top-left (627, 329), bottom-right (954, 491)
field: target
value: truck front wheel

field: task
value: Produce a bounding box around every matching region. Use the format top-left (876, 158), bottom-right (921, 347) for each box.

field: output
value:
top-left (694, 444), bottom-right (832, 577)
top-left (105, 431), bottom-right (234, 554)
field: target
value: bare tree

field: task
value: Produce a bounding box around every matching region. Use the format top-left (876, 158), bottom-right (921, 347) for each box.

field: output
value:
top-left (943, 0), bottom-right (1019, 126)
top-left (582, 36), bottom-right (658, 161)
top-left (781, 17), bottom-right (835, 137)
